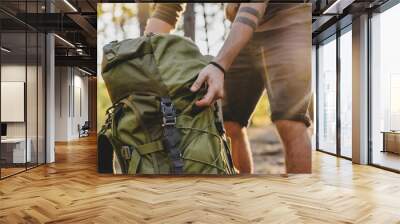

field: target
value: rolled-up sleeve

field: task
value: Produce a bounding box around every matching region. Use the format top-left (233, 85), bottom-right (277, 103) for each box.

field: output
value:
top-left (151, 3), bottom-right (186, 27)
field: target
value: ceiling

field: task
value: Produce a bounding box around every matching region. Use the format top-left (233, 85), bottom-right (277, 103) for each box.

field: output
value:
top-left (0, 0), bottom-right (97, 75)
top-left (311, 0), bottom-right (391, 43)
top-left (1, 0), bottom-right (395, 74)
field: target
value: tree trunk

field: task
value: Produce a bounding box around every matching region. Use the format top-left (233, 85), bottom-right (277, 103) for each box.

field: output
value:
top-left (137, 3), bottom-right (150, 36)
top-left (183, 3), bottom-right (195, 41)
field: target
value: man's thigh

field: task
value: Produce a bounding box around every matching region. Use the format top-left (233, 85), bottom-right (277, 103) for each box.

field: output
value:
top-left (222, 44), bottom-right (266, 127)
top-left (254, 3), bottom-right (312, 127)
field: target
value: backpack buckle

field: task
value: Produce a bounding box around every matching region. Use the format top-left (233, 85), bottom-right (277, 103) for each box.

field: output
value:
top-left (160, 97), bottom-right (177, 127)
top-left (121, 146), bottom-right (132, 160)
top-left (162, 116), bottom-right (176, 127)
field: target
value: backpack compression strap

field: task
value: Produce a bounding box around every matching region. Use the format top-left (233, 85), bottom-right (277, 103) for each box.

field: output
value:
top-left (160, 97), bottom-right (184, 174)
top-left (213, 101), bottom-right (236, 174)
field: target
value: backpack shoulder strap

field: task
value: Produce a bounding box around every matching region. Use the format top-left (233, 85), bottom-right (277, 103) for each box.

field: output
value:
top-left (97, 129), bottom-right (114, 173)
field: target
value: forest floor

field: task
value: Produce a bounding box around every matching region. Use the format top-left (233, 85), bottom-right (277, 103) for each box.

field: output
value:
top-left (248, 125), bottom-right (285, 174)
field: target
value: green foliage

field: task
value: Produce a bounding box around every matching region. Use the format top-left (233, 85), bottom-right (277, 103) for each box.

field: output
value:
top-left (97, 76), bottom-right (112, 132)
top-left (250, 93), bottom-right (271, 127)
top-left (97, 3), bottom-right (269, 129)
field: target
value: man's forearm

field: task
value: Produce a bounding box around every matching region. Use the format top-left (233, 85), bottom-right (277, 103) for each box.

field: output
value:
top-left (214, 3), bottom-right (266, 70)
top-left (144, 3), bottom-right (184, 35)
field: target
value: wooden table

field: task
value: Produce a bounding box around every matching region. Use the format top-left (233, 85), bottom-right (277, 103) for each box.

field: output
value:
top-left (1, 138), bottom-right (31, 165)
top-left (381, 131), bottom-right (400, 154)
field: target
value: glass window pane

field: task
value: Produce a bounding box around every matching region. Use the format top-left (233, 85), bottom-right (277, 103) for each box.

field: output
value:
top-left (1, 30), bottom-right (28, 177)
top-left (371, 3), bottom-right (400, 171)
top-left (340, 29), bottom-right (352, 158)
top-left (1, 0), bottom-right (46, 179)
top-left (27, 31), bottom-right (38, 169)
top-left (318, 36), bottom-right (337, 154)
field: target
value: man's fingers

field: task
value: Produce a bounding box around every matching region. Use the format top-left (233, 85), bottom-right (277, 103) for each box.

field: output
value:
top-left (191, 64), bottom-right (224, 107)
top-left (196, 88), bottom-right (216, 107)
top-left (190, 73), bottom-right (207, 92)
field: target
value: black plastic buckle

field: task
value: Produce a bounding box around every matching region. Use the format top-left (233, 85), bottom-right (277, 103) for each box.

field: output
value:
top-left (162, 116), bottom-right (176, 127)
top-left (160, 97), bottom-right (177, 127)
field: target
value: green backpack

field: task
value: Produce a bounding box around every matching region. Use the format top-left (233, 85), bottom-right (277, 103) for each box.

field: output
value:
top-left (98, 33), bottom-right (236, 175)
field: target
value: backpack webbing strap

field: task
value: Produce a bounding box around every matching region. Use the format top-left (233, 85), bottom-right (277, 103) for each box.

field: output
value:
top-left (213, 101), bottom-right (236, 175)
top-left (160, 97), bottom-right (184, 174)
top-left (137, 140), bottom-right (164, 155)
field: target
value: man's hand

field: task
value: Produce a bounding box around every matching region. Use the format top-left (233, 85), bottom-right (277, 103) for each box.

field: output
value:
top-left (190, 3), bottom-right (266, 107)
top-left (190, 64), bottom-right (224, 107)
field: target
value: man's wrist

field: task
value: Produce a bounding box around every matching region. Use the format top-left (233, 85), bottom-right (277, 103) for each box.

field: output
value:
top-left (213, 57), bottom-right (230, 72)
top-left (209, 61), bottom-right (226, 76)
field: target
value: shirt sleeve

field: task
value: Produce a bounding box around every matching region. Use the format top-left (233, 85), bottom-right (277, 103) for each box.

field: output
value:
top-left (151, 3), bottom-right (186, 28)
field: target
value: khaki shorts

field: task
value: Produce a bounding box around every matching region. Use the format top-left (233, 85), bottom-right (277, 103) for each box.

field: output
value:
top-left (222, 3), bottom-right (312, 127)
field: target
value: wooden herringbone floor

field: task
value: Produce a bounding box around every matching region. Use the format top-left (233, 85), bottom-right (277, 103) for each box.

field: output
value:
top-left (1, 135), bottom-right (400, 224)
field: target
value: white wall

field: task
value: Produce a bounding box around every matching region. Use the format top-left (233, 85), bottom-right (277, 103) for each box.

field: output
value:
top-left (72, 73), bottom-right (89, 138)
top-left (55, 67), bottom-right (69, 141)
top-left (54, 67), bottom-right (89, 141)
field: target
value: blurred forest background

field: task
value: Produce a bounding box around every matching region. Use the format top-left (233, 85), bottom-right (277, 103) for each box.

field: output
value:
top-left (97, 3), bottom-right (270, 129)
top-left (97, 3), bottom-right (283, 174)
